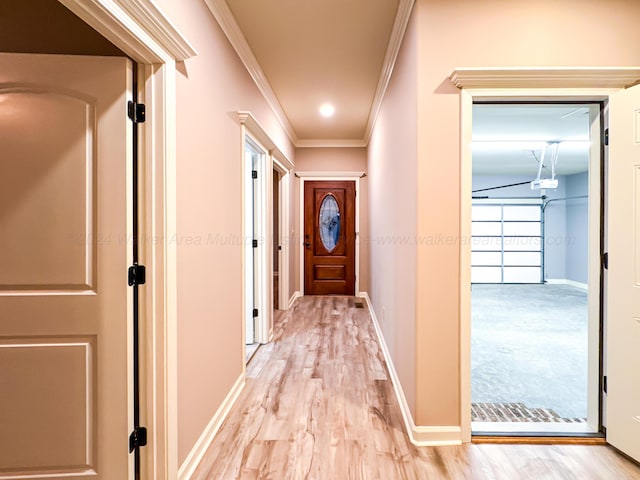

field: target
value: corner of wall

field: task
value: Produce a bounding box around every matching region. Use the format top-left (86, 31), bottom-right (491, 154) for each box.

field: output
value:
top-left (360, 293), bottom-right (463, 446)
top-left (177, 374), bottom-right (245, 479)
top-left (288, 291), bottom-right (302, 309)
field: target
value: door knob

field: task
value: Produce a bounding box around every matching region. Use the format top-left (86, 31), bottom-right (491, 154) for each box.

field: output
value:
top-left (304, 242), bottom-right (311, 248)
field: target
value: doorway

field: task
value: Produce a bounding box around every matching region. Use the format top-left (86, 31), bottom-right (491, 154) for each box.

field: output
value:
top-left (240, 113), bottom-right (294, 362)
top-left (273, 168), bottom-right (280, 310)
top-left (469, 103), bottom-right (602, 434)
top-left (271, 155), bottom-right (292, 313)
top-left (244, 135), bottom-right (267, 360)
top-left (455, 68), bottom-right (640, 460)
top-left (303, 180), bottom-right (356, 295)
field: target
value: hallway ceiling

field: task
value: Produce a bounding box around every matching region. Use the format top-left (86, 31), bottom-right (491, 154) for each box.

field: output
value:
top-left (472, 105), bottom-right (593, 177)
top-left (211, 2), bottom-right (597, 163)
top-left (220, 0), bottom-right (409, 145)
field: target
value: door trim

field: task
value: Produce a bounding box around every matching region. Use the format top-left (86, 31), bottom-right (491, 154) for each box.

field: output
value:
top-left (272, 158), bottom-right (291, 315)
top-left (456, 76), bottom-right (627, 443)
top-left (450, 67), bottom-right (640, 90)
top-left (238, 111), bottom-right (293, 320)
top-left (242, 131), bottom-right (269, 347)
top-left (54, 1), bottom-right (196, 477)
top-left (298, 173), bottom-right (363, 296)
top-left (238, 112), bottom-right (294, 346)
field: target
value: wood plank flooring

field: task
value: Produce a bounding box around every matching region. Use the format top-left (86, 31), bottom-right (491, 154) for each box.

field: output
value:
top-left (192, 296), bottom-right (640, 479)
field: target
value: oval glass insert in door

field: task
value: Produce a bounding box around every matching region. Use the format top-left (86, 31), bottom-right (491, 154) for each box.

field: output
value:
top-left (319, 194), bottom-right (340, 252)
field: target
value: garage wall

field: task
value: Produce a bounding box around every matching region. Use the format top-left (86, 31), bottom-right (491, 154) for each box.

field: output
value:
top-left (565, 172), bottom-right (589, 284)
top-left (472, 174), bottom-right (591, 284)
top-left (472, 175), bottom-right (537, 198)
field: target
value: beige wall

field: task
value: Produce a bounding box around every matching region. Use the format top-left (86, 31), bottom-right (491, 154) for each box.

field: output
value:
top-left (137, 0), bottom-right (640, 461)
top-left (293, 147), bottom-right (369, 294)
top-left (371, 0), bottom-right (640, 429)
top-left (367, 11), bottom-right (418, 416)
top-left (154, 0), bottom-right (295, 464)
top-left (416, 0), bottom-right (640, 427)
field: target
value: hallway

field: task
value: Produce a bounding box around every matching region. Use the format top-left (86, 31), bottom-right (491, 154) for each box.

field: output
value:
top-left (192, 297), bottom-right (640, 479)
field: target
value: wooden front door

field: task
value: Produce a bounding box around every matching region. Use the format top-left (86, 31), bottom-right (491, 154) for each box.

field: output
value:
top-left (304, 181), bottom-right (355, 295)
top-left (0, 53), bottom-right (133, 478)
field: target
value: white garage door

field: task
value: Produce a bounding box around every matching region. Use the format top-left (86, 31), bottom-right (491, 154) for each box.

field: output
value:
top-left (471, 200), bottom-right (542, 284)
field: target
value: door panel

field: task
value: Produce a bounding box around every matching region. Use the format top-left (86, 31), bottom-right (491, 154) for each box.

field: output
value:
top-left (607, 84), bottom-right (640, 462)
top-left (0, 339), bottom-right (93, 469)
top-left (0, 91), bottom-right (93, 289)
top-left (0, 53), bottom-right (132, 478)
top-left (304, 181), bottom-right (355, 295)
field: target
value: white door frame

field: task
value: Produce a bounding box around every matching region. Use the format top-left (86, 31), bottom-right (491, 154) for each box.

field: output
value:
top-left (56, 1), bottom-right (196, 477)
top-left (452, 67), bottom-right (640, 442)
top-left (238, 112), bottom-right (294, 346)
top-left (243, 132), bottom-right (268, 346)
top-left (272, 158), bottom-right (292, 314)
top-left (297, 172), bottom-right (364, 296)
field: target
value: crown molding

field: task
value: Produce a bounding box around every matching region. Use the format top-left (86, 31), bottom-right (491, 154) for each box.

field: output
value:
top-left (295, 171), bottom-right (366, 178)
top-left (114, 0), bottom-right (197, 60)
top-left (363, 0), bottom-right (415, 144)
top-left (206, 0), bottom-right (416, 149)
top-left (295, 138), bottom-right (367, 148)
top-left (237, 111), bottom-right (294, 170)
top-left (61, 0), bottom-right (197, 62)
top-left (450, 67), bottom-right (640, 89)
top-left (205, 0), bottom-right (298, 145)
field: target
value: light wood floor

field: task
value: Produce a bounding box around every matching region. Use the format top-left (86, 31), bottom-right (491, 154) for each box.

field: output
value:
top-left (192, 296), bottom-right (640, 479)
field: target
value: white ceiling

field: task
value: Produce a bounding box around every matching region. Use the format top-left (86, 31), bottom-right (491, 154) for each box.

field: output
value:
top-left (472, 105), bottom-right (593, 176)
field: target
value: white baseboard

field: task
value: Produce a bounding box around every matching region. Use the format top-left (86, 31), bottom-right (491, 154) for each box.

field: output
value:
top-left (359, 292), bottom-right (462, 446)
top-left (178, 374), bottom-right (245, 479)
top-left (288, 291), bottom-right (302, 309)
top-left (545, 278), bottom-right (588, 290)
top-left (412, 425), bottom-right (463, 445)
top-left (359, 293), bottom-right (415, 440)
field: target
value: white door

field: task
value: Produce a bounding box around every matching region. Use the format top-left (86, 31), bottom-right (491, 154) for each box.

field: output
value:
top-left (0, 53), bottom-right (133, 478)
top-left (607, 83), bottom-right (640, 462)
top-left (244, 145), bottom-right (256, 344)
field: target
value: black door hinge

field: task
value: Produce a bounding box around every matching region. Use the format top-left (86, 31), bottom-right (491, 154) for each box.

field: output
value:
top-left (253, 308), bottom-right (259, 317)
top-left (128, 101), bottom-right (146, 123)
top-left (603, 252), bottom-right (609, 270)
top-left (604, 128), bottom-right (609, 146)
top-left (603, 375), bottom-right (608, 394)
top-left (252, 170), bottom-right (258, 179)
top-left (128, 264), bottom-right (146, 286)
top-left (129, 426), bottom-right (148, 453)
top-left (252, 239), bottom-right (258, 248)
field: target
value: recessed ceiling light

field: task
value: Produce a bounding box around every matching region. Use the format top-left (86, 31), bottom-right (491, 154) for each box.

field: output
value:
top-left (319, 103), bottom-right (335, 118)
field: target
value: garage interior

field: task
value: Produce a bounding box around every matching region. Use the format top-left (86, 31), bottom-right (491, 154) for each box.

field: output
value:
top-left (470, 103), bottom-right (597, 434)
